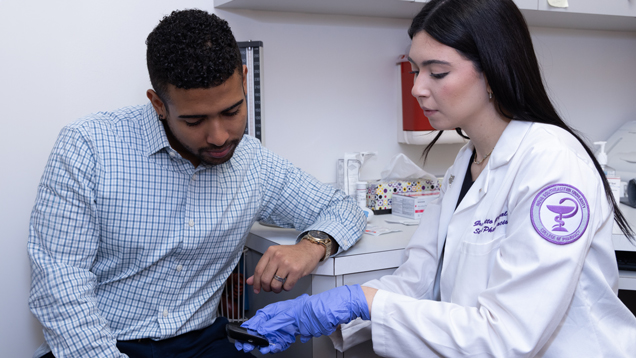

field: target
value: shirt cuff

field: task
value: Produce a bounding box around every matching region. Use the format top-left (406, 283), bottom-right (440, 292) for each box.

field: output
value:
top-left (295, 229), bottom-right (344, 257)
top-left (328, 318), bottom-right (372, 352)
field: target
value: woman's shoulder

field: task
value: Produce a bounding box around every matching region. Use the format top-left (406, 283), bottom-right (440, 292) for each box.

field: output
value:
top-left (525, 122), bottom-right (579, 146)
top-left (520, 122), bottom-right (594, 166)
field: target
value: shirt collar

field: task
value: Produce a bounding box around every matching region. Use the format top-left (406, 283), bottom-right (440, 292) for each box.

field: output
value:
top-left (488, 119), bottom-right (532, 169)
top-left (141, 102), bottom-right (171, 157)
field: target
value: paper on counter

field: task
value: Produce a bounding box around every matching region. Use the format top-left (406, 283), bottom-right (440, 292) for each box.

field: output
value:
top-left (384, 219), bottom-right (420, 226)
top-left (364, 225), bottom-right (402, 236)
top-left (548, 0), bottom-right (568, 8)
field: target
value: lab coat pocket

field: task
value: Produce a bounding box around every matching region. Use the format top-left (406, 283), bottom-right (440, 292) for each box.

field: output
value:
top-left (450, 232), bottom-right (505, 306)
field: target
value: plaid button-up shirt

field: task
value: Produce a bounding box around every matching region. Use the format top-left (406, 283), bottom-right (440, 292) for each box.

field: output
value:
top-left (28, 103), bottom-right (365, 357)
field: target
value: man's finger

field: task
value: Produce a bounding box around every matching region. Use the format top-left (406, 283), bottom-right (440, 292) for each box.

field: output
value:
top-left (270, 271), bottom-right (288, 293)
top-left (259, 261), bottom-right (279, 293)
top-left (251, 253), bottom-right (271, 294)
top-left (282, 270), bottom-right (301, 291)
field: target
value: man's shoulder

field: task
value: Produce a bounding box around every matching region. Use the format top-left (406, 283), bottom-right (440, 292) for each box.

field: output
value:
top-left (65, 105), bottom-right (146, 134)
top-left (52, 105), bottom-right (152, 160)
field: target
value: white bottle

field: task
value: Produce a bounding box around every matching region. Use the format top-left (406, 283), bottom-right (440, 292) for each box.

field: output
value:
top-left (594, 141), bottom-right (621, 203)
top-left (355, 181), bottom-right (374, 222)
top-left (356, 181), bottom-right (368, 208)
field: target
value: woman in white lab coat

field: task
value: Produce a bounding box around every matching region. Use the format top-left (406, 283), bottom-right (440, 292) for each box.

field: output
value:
top-left (236, 0), bottom-right (636, 356)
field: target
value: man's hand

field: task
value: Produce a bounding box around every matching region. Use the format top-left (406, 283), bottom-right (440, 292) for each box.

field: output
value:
top-left (247, 239), bottom-right (325, 294)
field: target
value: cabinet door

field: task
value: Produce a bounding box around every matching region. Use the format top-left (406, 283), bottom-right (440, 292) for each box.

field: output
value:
top-left (538, 0), bottom-right (636, 17)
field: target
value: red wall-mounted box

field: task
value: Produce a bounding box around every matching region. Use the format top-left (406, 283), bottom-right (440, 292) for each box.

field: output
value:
top-left (399, 61), bottom-right (434, 131)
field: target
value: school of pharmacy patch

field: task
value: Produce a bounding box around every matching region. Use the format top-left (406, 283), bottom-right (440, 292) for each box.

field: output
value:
top-left (530, 184), bottom-right (590, 245)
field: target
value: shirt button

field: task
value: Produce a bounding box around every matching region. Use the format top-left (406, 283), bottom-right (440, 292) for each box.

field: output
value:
top-left (169, 151), bottom-right (176, 158)
top-left (163, 309), bottom-right (168, 317)
top-left (192, 174), bottom-right (197, 181)
top-left (176, 264), bottom-right (183, 272)
top-left (188, 220), bottom-right (195, 227)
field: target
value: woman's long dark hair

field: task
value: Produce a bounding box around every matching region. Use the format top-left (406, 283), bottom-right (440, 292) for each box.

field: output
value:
top-left (410, 0), bottom-right (634, 241)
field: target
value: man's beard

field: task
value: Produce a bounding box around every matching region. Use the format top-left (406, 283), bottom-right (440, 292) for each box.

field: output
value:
top-left (193, 137), bottom-right (242, 166)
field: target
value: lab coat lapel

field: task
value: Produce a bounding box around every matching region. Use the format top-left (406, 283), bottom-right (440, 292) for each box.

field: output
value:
top-left (441, 120), bottom-right (532, 261)
top-left (448, 120), bottom-right (532, 216)
top-left (437, 144), bottom-right (473, 258)
top-left (436, 120), bottom-right (533, 301)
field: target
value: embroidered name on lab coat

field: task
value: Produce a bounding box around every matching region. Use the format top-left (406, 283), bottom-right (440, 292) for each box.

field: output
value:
top-left (473, 211), bottom-right (508, 234)
top-left (530, 184), bottom-right (590, 245)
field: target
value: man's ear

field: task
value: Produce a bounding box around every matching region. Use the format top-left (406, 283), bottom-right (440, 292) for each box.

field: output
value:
top-left (147, 89), bottom-right (167, 119)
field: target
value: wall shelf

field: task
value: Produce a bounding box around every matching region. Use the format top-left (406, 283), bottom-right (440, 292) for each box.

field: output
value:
top-left (214, 0), bottom-right (636, 32)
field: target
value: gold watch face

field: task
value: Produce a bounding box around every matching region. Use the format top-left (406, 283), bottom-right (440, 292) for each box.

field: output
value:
top-left (309, 230), bottom-right (330, 242)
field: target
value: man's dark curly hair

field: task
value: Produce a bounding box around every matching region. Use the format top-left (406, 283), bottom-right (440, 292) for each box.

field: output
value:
top-left (146, 9), bottom-right (243, 103)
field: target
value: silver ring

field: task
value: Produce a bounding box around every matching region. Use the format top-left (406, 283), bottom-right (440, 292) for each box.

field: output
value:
top-left (273, 275), bottom-right (287, 283)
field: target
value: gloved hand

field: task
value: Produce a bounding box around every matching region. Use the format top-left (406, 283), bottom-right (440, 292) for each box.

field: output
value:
top-left (235, 285), bottom-right (370, 354)
top-left (234, 324), bottom-right (298, 354)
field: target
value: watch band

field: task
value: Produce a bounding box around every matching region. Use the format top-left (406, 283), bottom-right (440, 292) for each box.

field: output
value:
top-left (302, 230), bottom-right (333, 262)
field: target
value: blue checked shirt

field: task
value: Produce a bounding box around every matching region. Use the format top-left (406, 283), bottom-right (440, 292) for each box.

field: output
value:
top-left (28, 103), bottom-right (365, 358)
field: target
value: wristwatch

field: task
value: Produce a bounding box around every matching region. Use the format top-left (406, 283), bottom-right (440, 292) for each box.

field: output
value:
top-left (302, 230), bottom-right (333, 262)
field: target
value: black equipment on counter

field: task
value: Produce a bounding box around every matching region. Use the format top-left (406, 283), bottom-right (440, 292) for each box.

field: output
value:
top-left (620, 179), bottom-right (636, 209)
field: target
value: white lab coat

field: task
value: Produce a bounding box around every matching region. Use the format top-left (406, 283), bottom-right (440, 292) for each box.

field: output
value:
top-left (332, 120), bottom-right (636, 357)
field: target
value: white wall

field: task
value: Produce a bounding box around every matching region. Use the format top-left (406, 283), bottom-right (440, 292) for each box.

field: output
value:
top-left (1, 1), bottom-right (635, 356)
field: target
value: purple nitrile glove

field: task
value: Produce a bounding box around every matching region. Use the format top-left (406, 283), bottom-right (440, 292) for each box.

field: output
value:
top-left (234, 324), bottom-right (297, 354)
top-left (236, 285), bottom-right (370, 354)
top-left (235, 295), bottom-right (309, 354)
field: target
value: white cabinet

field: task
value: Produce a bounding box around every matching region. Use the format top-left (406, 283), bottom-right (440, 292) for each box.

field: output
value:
top-left (538, 0), bottom-right (636, 17)
top-left (214, 0), bottom-right (636, 31)
top-left (407, 0), bottom-right (538, 11)
top-left (213, 0), bottom-right (540, 17)
top-left (214, 0), bottom-right (426, 19)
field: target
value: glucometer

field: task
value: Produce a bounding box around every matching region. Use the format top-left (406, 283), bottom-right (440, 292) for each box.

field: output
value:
top-left (225, 322), bottom-right (269, 347)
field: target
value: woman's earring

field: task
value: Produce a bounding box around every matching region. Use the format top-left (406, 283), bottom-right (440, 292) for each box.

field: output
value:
top-left (488, 91), bottom-right (493, 100)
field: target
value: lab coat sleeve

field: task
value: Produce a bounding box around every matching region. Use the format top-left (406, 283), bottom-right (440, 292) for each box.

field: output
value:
top-left (368, 143), bottom-right (611, 357)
